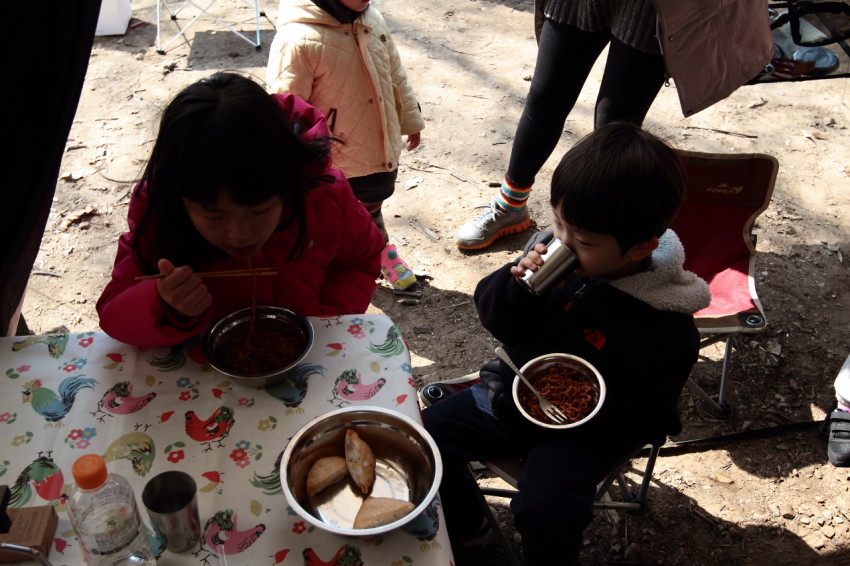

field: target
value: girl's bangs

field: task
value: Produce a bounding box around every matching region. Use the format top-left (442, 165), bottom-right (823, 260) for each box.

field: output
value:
top-left (176, 136), bottom-right (284, 207)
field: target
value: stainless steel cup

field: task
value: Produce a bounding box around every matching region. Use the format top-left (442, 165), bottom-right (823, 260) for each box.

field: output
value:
top-left (518, 238), bottom-right (579, 295)
top-left (142, 471), bottom-right (201, 553)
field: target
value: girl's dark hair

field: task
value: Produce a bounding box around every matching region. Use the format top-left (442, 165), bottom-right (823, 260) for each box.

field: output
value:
top-left (550, 122), bottom-right (685, 254)
top-left (132, 72), bottom-right (333, 271)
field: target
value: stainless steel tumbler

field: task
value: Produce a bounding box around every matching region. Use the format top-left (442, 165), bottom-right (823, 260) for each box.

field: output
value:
top-left (142, 471), bottom-right (201, 553)
top-left (518, 238), bottom-right (579, 295)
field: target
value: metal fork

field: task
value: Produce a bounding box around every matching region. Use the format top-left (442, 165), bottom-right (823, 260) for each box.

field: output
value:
top-left (494, 347), bottom-right (568, 424)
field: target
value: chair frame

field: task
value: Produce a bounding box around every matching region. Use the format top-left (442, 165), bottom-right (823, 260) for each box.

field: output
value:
top-left (672, 150), bottom-right (778, 417)
top-left (470, 444), bottom-right (661, 566)
top-left (477, 443), bottom-right (661, 512)
top-left (156, 0), bottom-right (264, 54)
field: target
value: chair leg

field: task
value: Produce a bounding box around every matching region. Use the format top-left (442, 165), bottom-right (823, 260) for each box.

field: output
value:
top-left (592, 444), bottom-right (659, 514)
top-left (469, 465), bottom-right (523, 566)
top-left (633, 444), bottom-right (659, 507)
top-left (687, 335), bottom-right (734, 418)
top-left (716, 335), bottom-right (735, 410)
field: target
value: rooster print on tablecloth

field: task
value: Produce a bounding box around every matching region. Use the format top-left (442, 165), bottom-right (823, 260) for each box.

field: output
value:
top-left (102, 431), bottom-right (155, 477)
top-left (7, 453), bottom-right (68, 508)
top-left (265, 362), bottom-right (325, 412)
top-left (148, 338), bottom-right (209, 372)
top-left (402, 497), bottom-right (442, 547)
top-left (368, 325), bottom-right (406, 358)
top-left (21, 375), bottom-right (96, 426)
top-left (12, 333), bottom-right (69, 358)
top-left (195, 509), bottom-right (265, 564)
top-left (185, 406), bottom-right (235, 451)
top-left (303, 544), bottom-right (363, 566)
top-left (330, 368), bottom-right (385, 407)
top-left (91, 381), bottom-right (156, 421)
top-left (250, 448), bottom-right (285, 495)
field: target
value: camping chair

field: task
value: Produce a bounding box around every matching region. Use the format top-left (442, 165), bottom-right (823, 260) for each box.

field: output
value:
top-left (420, 382), bottom-right (664, 566)
top-left (669, 150), bottom-right (779, 417)
top-left (470, 443), bottom-right (663, 566)
top-left (156, 0), bottom-right (264, 54)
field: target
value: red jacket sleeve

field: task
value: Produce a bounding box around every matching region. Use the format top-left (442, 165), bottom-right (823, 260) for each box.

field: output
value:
top-left (96, 189), bottom-right (210, 347)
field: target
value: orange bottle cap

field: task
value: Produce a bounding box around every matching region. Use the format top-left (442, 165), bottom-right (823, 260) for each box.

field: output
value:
top-left (72, 454), bottom-right (108, 490)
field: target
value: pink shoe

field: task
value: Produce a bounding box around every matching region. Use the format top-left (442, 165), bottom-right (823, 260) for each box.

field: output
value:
top-left (381, 244), bottom-right (417, 290)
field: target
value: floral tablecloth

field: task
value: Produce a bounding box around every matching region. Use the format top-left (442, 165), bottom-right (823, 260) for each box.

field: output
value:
top-left (0, 314), bottom-right (452, 566)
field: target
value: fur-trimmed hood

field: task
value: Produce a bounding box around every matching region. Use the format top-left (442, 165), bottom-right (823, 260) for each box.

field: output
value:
top-left (608, 229), bottom-right (710, 315)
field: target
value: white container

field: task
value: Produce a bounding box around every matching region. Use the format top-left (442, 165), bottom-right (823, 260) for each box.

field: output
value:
top-left (68, 454), bottom-right (155, 566)
top-left (96, 0), bottom-right (132, 36)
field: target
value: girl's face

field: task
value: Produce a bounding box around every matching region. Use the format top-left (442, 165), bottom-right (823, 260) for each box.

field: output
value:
top-left (184, 192), bottom-right (283, 260)
top-left (339, 0), bottom-right (370, 11)
top-left (551, 207), bottom-right (655, 279)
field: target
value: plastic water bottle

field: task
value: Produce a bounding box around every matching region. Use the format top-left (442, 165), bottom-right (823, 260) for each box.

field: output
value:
top-left (68, 454), bottom-right (155, 566)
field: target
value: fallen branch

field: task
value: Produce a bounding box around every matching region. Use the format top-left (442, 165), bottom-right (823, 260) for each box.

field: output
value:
top-left (685, 126), bottom-right (758, 139)
top-left (437, 301), bottom-right (471, 310)
top-left (415, 161), bottom-right (480, 188)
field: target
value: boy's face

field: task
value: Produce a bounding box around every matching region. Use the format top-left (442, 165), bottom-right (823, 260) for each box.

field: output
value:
top-left (552, 207), bottom-right (655, 279)
top-left (184, 191), bottom-right (283, 260)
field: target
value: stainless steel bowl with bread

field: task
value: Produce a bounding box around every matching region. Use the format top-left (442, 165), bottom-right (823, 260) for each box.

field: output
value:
top-left (280, 406), bottom-right (442, 536)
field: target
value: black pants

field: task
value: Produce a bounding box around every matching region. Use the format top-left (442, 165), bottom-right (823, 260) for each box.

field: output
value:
top-left (506, 18), bottom-right (666, 188)
top-left (348, 170), bottom-right (398, 244)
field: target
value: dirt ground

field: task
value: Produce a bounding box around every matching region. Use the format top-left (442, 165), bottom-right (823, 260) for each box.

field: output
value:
top-left (21, 0), bottom-right (850, 564)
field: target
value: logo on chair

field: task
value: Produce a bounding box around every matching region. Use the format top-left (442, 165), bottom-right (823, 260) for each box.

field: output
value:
top-left (706, 183), bottom-right (743, 195)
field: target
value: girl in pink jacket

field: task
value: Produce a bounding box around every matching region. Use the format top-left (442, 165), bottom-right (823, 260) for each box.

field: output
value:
top-left (96, 73), bottom-right (384, 348)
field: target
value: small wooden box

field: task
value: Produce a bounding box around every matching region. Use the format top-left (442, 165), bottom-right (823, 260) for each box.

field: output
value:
top-left (0, 506), bottom-right (58, 562)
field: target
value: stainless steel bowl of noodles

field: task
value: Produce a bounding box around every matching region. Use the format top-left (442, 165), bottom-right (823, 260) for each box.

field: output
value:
top-left (280, 406), bottom-right (442, 536)
top-left (204, 306), bottom-right (314, 387)
top-left (512, 353), bottom-right (606, 429)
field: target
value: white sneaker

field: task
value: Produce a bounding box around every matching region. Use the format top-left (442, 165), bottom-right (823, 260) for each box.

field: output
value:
top-left (455, 200), bottom-right (532, 250)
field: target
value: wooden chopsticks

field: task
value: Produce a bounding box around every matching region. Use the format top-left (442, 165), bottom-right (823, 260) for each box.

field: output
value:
top-left (135, 267), bottom-right (277, 281)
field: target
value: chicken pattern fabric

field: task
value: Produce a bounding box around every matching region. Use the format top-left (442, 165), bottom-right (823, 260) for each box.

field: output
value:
top-left (0, 314), bottom-right (449, 565)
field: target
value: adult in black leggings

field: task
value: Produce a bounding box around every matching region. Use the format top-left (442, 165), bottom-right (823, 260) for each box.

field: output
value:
top-left (455, 5), bottom-right (668, 250)
top-left (509, 18), bottom-right (667, 187)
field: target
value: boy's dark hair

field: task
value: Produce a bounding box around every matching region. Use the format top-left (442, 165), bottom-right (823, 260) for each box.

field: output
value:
top-left (133, 72), bottom-right (332, 272)
top-left (550, 122), bottom-right (685, 254)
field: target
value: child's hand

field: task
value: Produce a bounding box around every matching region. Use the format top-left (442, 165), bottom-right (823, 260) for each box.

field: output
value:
top-left (406, 132), bottom-right (421, 151)
top-left (510, 243), bottom-right (548, 278)
top-left (155, 258), bottom-right (212, 317)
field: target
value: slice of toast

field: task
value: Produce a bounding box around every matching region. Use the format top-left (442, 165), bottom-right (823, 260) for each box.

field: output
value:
top-left (353, 497), bottom-right (416, 529)
top-left (306, 456), bottom-right (349, 497)
top-left (344, 428), bottom-right (376, 494)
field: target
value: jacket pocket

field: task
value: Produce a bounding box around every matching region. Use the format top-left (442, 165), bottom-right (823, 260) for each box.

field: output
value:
top-left (392, 85), bottom-right (403, 123)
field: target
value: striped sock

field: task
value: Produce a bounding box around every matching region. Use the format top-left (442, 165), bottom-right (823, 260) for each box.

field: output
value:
top-left (496, 178), bottom-right (532, 213)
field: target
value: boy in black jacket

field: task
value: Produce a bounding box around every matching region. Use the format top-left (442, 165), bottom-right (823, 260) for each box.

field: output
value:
top-left (423, 123), bottom-right (711, 566)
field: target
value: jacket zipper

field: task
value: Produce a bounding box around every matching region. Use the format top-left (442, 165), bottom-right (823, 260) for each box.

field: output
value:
top-left (573, 278), bottom-right (605, 302)
top-left (351, 24), bottom-right (389, 167)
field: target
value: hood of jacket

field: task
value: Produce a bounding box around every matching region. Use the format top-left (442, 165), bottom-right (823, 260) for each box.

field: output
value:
top-left (270, 92), bottom-right (335, 205)
top-left (276, 0), bottom-right (343, 28)
top-left (608, 229), bottom-right (711, 315)
top-left (311, 0), bottom-right (362, 23)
